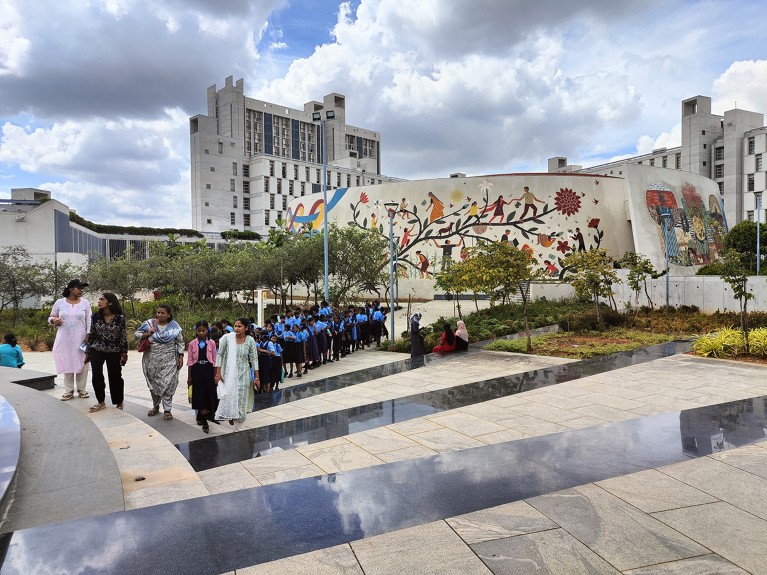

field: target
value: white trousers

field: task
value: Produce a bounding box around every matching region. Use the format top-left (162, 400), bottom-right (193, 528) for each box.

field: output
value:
top-left (63, 368), bottom-right (89, 393)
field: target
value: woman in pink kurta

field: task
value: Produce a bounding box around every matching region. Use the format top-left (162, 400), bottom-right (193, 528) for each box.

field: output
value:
top-left (49, 279), bottom-right (91, 400)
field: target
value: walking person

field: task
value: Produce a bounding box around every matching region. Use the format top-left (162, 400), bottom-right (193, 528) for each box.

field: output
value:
top-left (85, 293), bottom-right (128, 412)
top-left (49, 279), bottom-right (92, 401)
top-left (187, 321), bottom-right (218, 434)
top-left (135, 304), bottom-right (184, 421)
top-left (214, 318), bottom-right (258, 431)
top-left (0, 334), bottom-right (24, 368)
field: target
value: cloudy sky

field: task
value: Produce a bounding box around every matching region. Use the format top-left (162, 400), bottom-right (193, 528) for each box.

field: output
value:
top-left (0, 0), bottom-right (765, 228)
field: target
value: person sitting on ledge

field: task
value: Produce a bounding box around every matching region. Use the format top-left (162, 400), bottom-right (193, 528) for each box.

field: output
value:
top-left (433, 323), bottom-right (457, 354)
top-left (454, 320), bottom-right (469, 351)
top-left (0, 333), bottom-right (24, 368)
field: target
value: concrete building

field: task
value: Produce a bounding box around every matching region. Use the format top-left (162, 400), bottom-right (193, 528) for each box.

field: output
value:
top-left (190, 76), bottom-right (402, 236)
top-left (0, 188), bottom-right (230, 268)
top-left (551, 96), bottom-right (766, 228)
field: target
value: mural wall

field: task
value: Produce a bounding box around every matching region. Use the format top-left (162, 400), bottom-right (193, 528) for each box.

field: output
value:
top-left (286, 168), bottom-right (725, 297)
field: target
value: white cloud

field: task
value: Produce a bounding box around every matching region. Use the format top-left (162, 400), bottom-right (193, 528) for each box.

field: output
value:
top-left (0, 0), bottom-right (29, 76)
top-left (713, 60), bottom-right (767, 114)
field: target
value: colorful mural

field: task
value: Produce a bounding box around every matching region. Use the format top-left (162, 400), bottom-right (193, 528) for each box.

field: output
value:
top-left (645, 182), bottom-right (726, 266)
top-left (286, 175), bottom-right (621, 281)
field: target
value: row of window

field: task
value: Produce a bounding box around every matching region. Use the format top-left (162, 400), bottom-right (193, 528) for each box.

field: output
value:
top-left (223, 210), bottom-right (283, 228)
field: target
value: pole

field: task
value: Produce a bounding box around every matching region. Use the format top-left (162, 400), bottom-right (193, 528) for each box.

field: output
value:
top-left (662, 213), bottom-right (671, 307)
top-left (757, 192), bottom-right (762, 276)
top-left (321, 119), bottom-right (329, 303)
top-left (389, 210), bottom-right (395, 341)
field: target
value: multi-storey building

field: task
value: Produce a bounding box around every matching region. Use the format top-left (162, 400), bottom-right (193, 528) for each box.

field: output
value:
top-left (550, 96), bottom-right (766, 227)
top-left (190, 76), bottom-right (401, 235)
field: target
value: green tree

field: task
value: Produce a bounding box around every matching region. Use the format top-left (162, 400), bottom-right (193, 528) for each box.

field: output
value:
top-left (563, 249), bottom-right (620, 331)
top-left (327, 225), bottom-right (388, 306)
top-left (87, 249), bottom-right (148, 316)
top-left (724, 221), bottom-right (767, 273)
top-left (719, 248), bottom-right (755, 350)
top-left (0, 246), bottom-right (46, 325)
top-left (619, 252), bottom-right (662, 309)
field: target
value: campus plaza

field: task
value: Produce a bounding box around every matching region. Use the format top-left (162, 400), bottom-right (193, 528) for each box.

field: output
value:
top-left (0, 303), bottom-right (766, 574)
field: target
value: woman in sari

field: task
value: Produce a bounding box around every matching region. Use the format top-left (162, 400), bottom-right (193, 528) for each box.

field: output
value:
top-left (135, 304), bottom-right (184, 420)
top-left (214, 318), bottom-right (258, 431)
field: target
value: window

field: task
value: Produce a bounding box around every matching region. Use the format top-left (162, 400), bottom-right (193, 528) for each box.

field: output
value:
top-left (281, 163), bottom-right (287, 178)
top-left (206, 219), bottom-right (212, 224)
top-left (336, 173), bottom-right (341, 186)
top-left (748, 174), bottom-right (755, 191)
top-left (748, 137), bottom-right (755, 155)
top-left (715, 147), bottom-right (724, 160)
top-left (269, 161), bottom-right (275, 176)
top-left (305, 167), bottom-right (310, 181)
top-left (718, 182), bottom-right (724, 192)
top-left (243, 165), bottom-right (249, 177)
top-left (757, 154), bottom-right (763, 172)
top-left (218, 142), bottom-right (223, 154)
top-left (230, 178), bottom-right (235, 192)
top-left (232, 196), bottom-right (238, 208)
top-left (205, 184), bottom-right (211, 189)
top-left (747, 211), bottom-right (754, 222)
top-left (300, 182), bottom-right (305, 195)
top-left (243, 181), bottom-right (250, 193)
top-left (702, 130), bottom-right (706, 135)
top-left (316, 171), bottom-right (320, 184)
top-left (662, 156), bottom-right (668, 168)
top-left (347, 174), bottom-right (351, 186)
top-left (264, 179), bottom-right (270, 193)
top-left (277, 180), bottom-right (282, 194)
top-left (204, 202), bottom-right (209, 207)
top-left (289, 181), bottom-right (294, 195)
top-left (210, 167), bottom-right (215, 172)
top-left (715, 165), bottom-right (724, 178)
top-left (282, 196), bottom-right (287, 210)
top-left (244, 214), bottom-right (251, 227)
top-left (243, 198), bottom-right (250, 210)
top-left (703, 144), bottom-right (707, 149)
top-left (230, 212), bottom-right (236, 225)
top-left (702, 161), bottom-right (707, 167)
top-left (649, 159), bottom-right (655, 166)
top-left (675, 154), bottom-right (681, 169)
top-left (270, 194), bottom-right (275, 209)
top-left (232, 162), bottom-right (238, 176)
top-left (293, 165), bottom-right (298, 179)
top-left (264, 211), bottom-right (270, 226)
top-left (204, 149), bottom-right (209, 154)
top-left (356, 176), bottom-right (361, 186)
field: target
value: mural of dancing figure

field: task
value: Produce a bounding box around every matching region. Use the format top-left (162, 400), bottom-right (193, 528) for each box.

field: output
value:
top-left (512, 186), bottom-right (544, 219)
top-left (426, 192), bottom-right (445, 223)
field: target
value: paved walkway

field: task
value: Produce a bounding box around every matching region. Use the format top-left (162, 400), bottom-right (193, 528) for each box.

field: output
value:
top-left (8, 345), bottom-right (767, 574)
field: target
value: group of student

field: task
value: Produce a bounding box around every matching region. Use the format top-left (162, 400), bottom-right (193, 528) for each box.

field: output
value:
top-left (205, 300), bottom-right (389, 393)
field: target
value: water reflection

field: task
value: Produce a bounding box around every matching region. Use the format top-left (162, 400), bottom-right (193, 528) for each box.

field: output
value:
top-left (680, 398), bottom-right (767, 455)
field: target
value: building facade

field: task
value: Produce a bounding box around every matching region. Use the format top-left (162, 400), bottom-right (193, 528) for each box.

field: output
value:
top-left (551, 96), bottom-right (766, 228)
top-left (190, 76), bottom-right (401, 236)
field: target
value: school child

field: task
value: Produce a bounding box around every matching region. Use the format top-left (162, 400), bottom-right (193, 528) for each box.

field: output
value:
top-left (331, 314), bottom-right (344, 361)
top-left (282, 325), bottom-right (296, 378)
top-left (268, 334), bottom-right (283, 391)
top-left (355, 308), bottom-right (368, 350)
top-left (307, 318), bottom-right (320, 368)
top-left (372, 306), bottom-right (385, 347)
top-left (290, 324), bottom-right (304, 378)
top-left (300, 323), bottom-right (311, 375)
top-left (187, 320), bottom-right (218, 434)
top-left (315, 315), bottom-right (328, 364)
top-left (256, 334), bottom-right (272, 393)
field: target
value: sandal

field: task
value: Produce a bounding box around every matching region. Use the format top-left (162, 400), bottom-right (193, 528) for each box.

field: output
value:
top-left (78, 390), bottom-right (90, 399)
top-left (115, 403), bottom-right (124, 410)
top-left (89, 403), bottom-right (106, 413)
top-left (61, 392), bottom-right (74, 401)
top-left (164, 412), bottom-right (173, 421)
top-left (147, 407), bottom-right (160, 416)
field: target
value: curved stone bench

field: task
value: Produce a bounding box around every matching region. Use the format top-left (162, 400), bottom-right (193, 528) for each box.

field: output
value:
top-left (0, 395), bottom-right (20, 527)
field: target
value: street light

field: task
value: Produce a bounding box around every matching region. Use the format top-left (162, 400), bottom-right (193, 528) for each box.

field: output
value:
top-left (312, 109), bottom-right (336, 303)
top-left (386, 206), bottom-right (397, 341)
top-left (756, 191), bottom-right (763, 276)
top-left (661, 212), bottom-right (672, 307)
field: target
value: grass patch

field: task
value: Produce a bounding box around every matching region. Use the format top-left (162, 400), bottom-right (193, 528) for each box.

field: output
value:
top-left (484, 329), bottom-right (678, 359)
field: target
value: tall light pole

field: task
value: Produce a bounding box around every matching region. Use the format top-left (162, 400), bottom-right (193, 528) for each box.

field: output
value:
top-left (756, 191), bottom-right (763, 276)
top-left (312, 110), bottom-right (335, 303)
top-left (661, 212), bottom-right (672, 307)
top-left (387, 207), bottom-right (396, 341)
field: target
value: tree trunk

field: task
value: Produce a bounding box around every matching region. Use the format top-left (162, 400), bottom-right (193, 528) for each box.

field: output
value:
top-left (594, 296), bottom-right (603, 331)
top-left (523, 297), bottom-right (531, 353)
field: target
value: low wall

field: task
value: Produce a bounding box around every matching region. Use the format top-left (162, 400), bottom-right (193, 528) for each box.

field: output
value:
top-left (531, 271), bottom-right (767, 314)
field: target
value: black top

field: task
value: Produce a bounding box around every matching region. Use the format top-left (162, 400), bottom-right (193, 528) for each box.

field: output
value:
top-left (88, 313), bottom-right (128, 354)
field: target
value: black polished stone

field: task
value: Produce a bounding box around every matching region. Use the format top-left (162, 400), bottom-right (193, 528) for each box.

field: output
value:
top-left (2, 396), bottom-right (765, 575)
top-left (179, 341), bottom-right (692, 472)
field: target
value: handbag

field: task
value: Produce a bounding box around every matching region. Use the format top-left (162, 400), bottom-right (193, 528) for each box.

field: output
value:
top-left (217, 383), bottom-right (227, 400)
top-left (137, 337), bottom-right (150, 353)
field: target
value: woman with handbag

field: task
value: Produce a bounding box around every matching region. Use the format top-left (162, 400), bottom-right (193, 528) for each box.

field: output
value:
top-left (85, 293), bottom-right (128, 412)
top-left (135, 304), bottom-right (184, 420)
top-left (214, 318), bottom-right (258, 431)
top-left (49, 279), bottom-right (92, 400)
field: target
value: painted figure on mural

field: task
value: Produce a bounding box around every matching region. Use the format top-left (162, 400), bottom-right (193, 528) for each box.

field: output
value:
top-left (483, 195), bottom-right (511, 223)
top-left (500, 229), bottom-right (511, 244)
top-left (466, 201), bottom-right (480, 223)
top-left (571, 227), bottom-right (586, 251)
top-left (400, 225), bottom-right (415, 249)
top-left (543, 259), bottom-right (559, 277)
top-left (416, 250), bottom-right (430, 278)
top-left (512, 186), bottom-right (544, 220)
top-left (433, 238), bottom-right (464, 271)
top-left (426, 192), bottom-right (445, 223)
top-left (399, 197), bottom-right (409, 219)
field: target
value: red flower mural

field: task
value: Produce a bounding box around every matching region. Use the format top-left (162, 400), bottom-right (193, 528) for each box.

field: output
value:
top-left (556, 240), bottom-right (570, 254)
top-left (359, 192), bottom-right (369, 204)
top-left (588, 218), bottom-right (600, 228)
top-left (554, 188), bottom-right (581, 216)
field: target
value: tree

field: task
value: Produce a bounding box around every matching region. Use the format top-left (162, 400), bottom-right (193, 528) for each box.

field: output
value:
top-left (619, 252), bottom-right (662, 309)
top-left (87, 249), bottom-right (148, 316)
top-left (563, 249), bottom-right (620, 331)
top-left (719, 248), bottom-right (754, 351)
top-left (0, 246), bottom-right (46, 325)
top-left (724, 221), bottom-right (767, 273)
top-left (327, 225), bottom-right (388, 306)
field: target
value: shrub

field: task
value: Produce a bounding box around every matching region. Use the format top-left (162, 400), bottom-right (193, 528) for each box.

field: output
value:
top-left (483, 339), bottom-right (528, 353)
top-left (748, 327), bottom-right (767, 357)
top-left (691, 327), bottom-right (745, 358)
top-left (558, 307), bottom-right (625, 332)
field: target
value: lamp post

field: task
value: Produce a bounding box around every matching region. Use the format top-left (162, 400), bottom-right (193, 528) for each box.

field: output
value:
top-left (386, 205), bottom-right (397, 341)
top-left (756, 191), bottom-right (763, 276)
top-left (661, 212), bottom-right (672, 307)
top-left (312, 110), bottom-right (336, 303)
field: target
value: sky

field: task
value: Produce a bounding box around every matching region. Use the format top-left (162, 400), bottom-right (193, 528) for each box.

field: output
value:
top-left (0, 0), bottom-right (765, 228)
